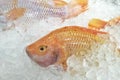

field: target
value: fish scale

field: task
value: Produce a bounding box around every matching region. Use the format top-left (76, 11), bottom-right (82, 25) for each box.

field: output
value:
top-left (52, 26), bottom-right (107, 56)
top-left (0, 0), bottom-right (88, 23)
top-left (0, 0), bottom-right (67, 22)
top-left (26, 26), bottom-right (108, 70)
top-left (0, 0), bottom-right (14, 12)
top-left (13, 0), bottom-right (66, 20)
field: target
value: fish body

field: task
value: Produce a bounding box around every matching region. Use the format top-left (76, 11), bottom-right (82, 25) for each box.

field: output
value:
top-left (0, 0), bottom-right (66, 28)
top-left (88, 16), bottom-right (120, 30)
top-left (16, 0), bottom-right (67, 19)
top-left (26, 26), bottom-right (108, 70)
top-left (0, 0), bottom-right (88, 30)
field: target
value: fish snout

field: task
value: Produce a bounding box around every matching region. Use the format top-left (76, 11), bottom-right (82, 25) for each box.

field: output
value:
top-left (26, 46), bottom-right (33, 58)
top-left (26, 47), bottom-right (29, 53)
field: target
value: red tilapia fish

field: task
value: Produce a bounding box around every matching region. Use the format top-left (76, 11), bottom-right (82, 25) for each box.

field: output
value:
top-left (88, 16), bottom-right (120, 30)
top-left (26, 26), bottom-right (108, 70)
top-left (0, 0), bottom-right (88, 30)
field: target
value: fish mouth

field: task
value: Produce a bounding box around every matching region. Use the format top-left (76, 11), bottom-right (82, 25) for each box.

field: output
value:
top-left (26, 47), bottom-right (32, 58)
top-left (26, 47), bottom-right (59, 67)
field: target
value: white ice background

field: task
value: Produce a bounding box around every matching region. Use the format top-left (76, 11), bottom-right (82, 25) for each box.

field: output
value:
top-left (0, 0), bottom-right (120, 80)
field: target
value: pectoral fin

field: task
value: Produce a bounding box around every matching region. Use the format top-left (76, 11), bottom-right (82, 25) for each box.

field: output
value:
top-left (6, 8), bottom-right (26, 20)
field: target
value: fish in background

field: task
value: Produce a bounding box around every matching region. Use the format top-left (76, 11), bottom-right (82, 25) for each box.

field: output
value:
top-left (0, 0), bottom-right (88, 31)
top-left (26, 16), bottom-right (120, 71)
top-left (88, 16), bottom-right (120, 30)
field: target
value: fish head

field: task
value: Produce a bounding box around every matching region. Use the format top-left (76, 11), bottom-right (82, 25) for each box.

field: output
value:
top-left (26, 36), bottom-right (61, 67)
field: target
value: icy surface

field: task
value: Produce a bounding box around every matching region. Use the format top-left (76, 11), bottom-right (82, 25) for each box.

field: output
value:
top-left (0, 0), bottom-right (120, 80)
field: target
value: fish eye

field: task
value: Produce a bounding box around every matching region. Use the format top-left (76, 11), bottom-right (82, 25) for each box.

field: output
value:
top-left (39, 45), bottom-right (47, 52)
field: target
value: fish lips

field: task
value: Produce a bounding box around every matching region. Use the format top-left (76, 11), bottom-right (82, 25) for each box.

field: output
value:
top-left (26, 48), bottom-right (58, 67)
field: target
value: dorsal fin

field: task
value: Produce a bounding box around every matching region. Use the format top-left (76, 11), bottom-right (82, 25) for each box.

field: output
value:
top-left (88, 18), bottom-right (107, 30)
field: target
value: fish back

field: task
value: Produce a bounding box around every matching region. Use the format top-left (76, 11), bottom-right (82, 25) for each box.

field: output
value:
top-left (52, 26), bottom-right (108, 56)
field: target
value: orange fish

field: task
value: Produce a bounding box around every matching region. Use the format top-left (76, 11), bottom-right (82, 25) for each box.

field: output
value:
top-left (26, 26), bottom-right (108, 70)
top-left (0, 0), bottom-right (88, 30)
top-left (88, 16), bottom-right (120, 30)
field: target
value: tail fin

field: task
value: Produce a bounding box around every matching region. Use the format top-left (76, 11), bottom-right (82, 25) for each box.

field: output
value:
top-left (69, 0), bottom-right (88, 7)
top-left (66, 0), bottom-right (88, 18)
top-left (52, 0), bottom-right (88, 19)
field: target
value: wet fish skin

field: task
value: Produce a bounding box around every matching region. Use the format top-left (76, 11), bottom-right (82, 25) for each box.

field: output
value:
top-left (0, 0), bottom-right (88, 22)
top-left (0, 0), bottom-right (66, 22)
top-left (0, 0), bottom-right (88, 31)
top-left (26, 26), bottom-right (108, 70)
top-left (16, 0), bottom-right (67, 19)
